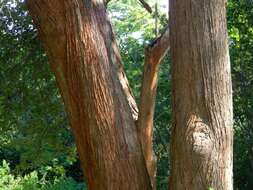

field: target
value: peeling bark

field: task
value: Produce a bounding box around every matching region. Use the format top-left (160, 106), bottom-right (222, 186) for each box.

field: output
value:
top-left (26, 0), bottom-right (151, 189)
top-left (169, 0), bottom-right (233, 189)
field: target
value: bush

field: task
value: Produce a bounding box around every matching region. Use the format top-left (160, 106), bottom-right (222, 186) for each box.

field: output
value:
top-left (0, 160), bottom-right (85, 190)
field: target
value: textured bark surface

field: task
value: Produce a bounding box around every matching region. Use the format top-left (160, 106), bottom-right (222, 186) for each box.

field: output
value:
top-left (138, 27), bottom-right (170, 190)
top-left (169, 0), bottom-right (233, 190)
top-left (26, 1), bottom-right (151, 189)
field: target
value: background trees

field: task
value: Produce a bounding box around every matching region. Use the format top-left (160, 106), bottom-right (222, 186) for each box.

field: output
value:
top-left (0, 0), bottom-right (252, 189)
top-left (227, 0), bottom-right (253, 188)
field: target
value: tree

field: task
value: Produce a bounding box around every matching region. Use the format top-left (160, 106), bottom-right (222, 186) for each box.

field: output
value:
top-left (25, 0), bottom-right (169, 189)
top-left (24, 0), bottom-right (233, 190)
top-left (168, 0), bottom-right (233, 190)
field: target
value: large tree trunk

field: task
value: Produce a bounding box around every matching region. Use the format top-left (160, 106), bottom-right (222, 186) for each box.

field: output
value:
top-left (26, 1), bottom-right (151, 189)
top-left (169, 0), bottom-right (233, 190)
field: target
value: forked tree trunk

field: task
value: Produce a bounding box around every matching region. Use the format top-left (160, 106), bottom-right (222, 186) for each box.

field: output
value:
top-left (26, 1), bottom-right (151, 189)
top-left (26, 0), bottom-right (233, 189)
top-left (169, 0), bottom-right (233, 189)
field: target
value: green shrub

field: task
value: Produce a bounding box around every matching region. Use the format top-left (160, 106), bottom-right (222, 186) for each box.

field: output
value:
top-left (42, 178), bottom-right (85, 190)
top-left (0, 160), bottom-right (85, 190)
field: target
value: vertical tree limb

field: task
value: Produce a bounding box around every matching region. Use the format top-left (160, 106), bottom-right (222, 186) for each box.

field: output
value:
top-left (138, 27), bottom-right (170, 189)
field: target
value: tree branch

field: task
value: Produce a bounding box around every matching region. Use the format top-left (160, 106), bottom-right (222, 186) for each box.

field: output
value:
top-left (147, 26), bottom-right (170, 63)
top-left (137, 26), bottom-right (170, 190)
top-left (139, 0), bottom-right (152, 13)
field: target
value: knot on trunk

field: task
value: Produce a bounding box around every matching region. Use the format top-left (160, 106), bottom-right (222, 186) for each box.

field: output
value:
top-left (186, 116), bottom-right (213, 160)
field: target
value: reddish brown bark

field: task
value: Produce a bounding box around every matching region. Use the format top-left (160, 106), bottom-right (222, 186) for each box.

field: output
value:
top-left (169, 0), bottom-right (233, 189)
top-left (138, 27), bottom-right (170, 189)
top-left (25, 0), bottom-right (234, 189)
top-left (26, 0), bottom-right (151, 189)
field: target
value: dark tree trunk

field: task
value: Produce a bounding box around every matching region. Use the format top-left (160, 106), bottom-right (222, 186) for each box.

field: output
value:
top-left (169, 0), bottom-right (233, 189)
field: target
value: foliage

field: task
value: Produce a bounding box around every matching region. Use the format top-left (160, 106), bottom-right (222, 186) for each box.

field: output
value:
top-left (0, 160), bottom-right (85, 190)
top-left (0, 0), bottom-right (252, 189)
top-left (0, 0), bottom-right (77, 173)
top-left (227, 0), bottom-right (253, 189)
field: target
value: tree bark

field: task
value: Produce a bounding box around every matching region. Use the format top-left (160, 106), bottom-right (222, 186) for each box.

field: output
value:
top-left (138, 27), bottom-right (170, 189)
top-left (169, 0), bottom-right (233, 190)
top-left (25, 1), bottom-right (151, 189)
